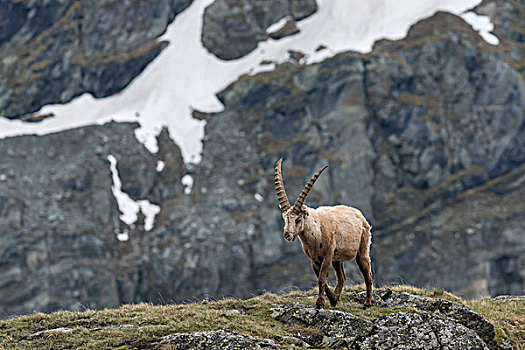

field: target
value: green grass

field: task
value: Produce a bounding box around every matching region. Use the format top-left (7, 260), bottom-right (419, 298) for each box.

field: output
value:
top-left (0, 285), bottom-right (522, 349)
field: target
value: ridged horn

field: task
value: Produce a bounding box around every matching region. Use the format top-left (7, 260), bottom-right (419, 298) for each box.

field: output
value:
top-left (292, 165), bottom-right (328, 214)
top-left (274, 158), bottom-right (291, 212)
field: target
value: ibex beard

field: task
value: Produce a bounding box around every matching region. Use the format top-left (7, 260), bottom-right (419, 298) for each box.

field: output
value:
top-left (275, 158), bottom-right (373, 308)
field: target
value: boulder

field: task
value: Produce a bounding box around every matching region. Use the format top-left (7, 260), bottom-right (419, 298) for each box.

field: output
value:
top-left (272, 292), bottom-right (511, 349)
top-left (162, 329), bottom-right (279, 349)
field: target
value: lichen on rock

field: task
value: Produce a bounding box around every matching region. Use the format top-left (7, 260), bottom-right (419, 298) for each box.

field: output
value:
top-left (161, 329), bottom-right (279, 349)
top-left (272, 291), bottom-right (514, 349)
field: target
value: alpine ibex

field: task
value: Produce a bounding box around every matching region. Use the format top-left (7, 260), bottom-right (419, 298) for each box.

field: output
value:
top-left (274, 158), bottom-right (373, 308)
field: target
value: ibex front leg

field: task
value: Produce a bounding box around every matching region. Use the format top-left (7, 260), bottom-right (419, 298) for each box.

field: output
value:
top-left (315, 253), bottom-right (334, 309)
top-left (311, 260), bottom-right (336, 307)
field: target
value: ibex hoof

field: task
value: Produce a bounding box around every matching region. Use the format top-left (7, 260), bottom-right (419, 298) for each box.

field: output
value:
top-left (329, 299), bottom-right (338, 307)
top-left (315, 303), bottom-right (324, 309)
top-left (363, 300), bottom-right (372, 308)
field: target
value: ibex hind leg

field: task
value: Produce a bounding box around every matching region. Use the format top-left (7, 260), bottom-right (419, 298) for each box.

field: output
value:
top-left (356, 253), bottom-right (373, 306)
top-left (331, 261), bottom-right (346, 306)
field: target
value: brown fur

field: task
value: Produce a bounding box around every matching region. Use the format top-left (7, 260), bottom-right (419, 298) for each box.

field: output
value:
top-left (281, 200), bottom-right (373, 308)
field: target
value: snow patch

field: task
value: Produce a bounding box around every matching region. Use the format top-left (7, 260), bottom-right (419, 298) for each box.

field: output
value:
top-left (266, 16), bottom-right (293, 34)
top-left (141, 199), bottom-right (162, 231)
top-left (107, 155), bottom-right (160, 233)
top-left (254, 193), bottom-right (264, 202)
top-left (156, 160), bottom-right (165, 172)
top-left (1, 0), bottom-right (494, 165)
top-left (460, 11), bottom-right (499, 45)
top-left (182, 174), bottom-right (193, 195)
top-left (117, 229), bottom-right (130, 242)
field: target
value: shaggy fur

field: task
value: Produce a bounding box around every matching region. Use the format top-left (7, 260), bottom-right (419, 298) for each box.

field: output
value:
top-left (276, 159), bottom-right (373, 308)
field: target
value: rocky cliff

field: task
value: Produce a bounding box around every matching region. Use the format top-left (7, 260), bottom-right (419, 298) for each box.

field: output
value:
top-left (0, 123), bottom-right (186, 315)
top-left (0, 0), bottom-right (193, 118)
top-left (0, 0), bottom-right (524, 317)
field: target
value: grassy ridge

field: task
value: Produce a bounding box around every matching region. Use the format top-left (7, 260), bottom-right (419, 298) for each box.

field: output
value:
top-left (0, 285), bottom-right (523, 349)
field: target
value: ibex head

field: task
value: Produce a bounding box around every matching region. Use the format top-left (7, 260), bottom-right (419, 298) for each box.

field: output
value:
top-left (274, 158), bottom-right (328, 242)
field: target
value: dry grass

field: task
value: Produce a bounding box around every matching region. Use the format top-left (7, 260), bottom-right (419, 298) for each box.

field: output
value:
top-left (466, 296), bottom-right (525, 349)
top-left (0, 285), bottom-right (522, 349)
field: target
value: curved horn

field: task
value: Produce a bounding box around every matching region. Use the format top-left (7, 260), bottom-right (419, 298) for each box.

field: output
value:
top-left (274, 158), bottom-right (291, 212)
top-left (292, 165), bottom-right (328, 214)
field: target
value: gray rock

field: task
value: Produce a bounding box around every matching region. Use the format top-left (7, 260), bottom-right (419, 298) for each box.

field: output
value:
top-left (0, 122), bottom-right (185, 316)
top-left (162, 329), bottom-right (279, 349)
top-left (273, 300), bottom-right (497, 349)
top-left (268, 19), bottom-right (300, 40)
top-left (363, 312), bottom-right (488, 350)
top-left (0, 0), bottom-right (193, 118)
top-left (202, 0), bottom-right (317, 60)
top-left (476, 0), bottom-right (525, 77)
top-left (109, 324), bottom-right (167, 331)
top-left (350, 291), bottom-right (499, 349)
top-left (31, 327), bottom-right (73, 337)
top-left (362, 12), bottom-right (525, 297)
top-left (272, 304), bottom-right (374, 347)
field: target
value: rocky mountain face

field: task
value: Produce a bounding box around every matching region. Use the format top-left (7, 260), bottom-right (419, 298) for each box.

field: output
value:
top-left (0, 0), bottom-right (524, 316)
top-left (0, 0), bottom-right (193, 118)
top-left (0, 123), bottom-right (187, 315)
top-left (364, 12), bottom-right (525, 297)
top-left (476, 0), bottom-right (525, 77)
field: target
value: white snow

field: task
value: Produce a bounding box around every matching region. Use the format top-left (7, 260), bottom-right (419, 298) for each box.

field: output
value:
top-left (181, 174), bottom-right (193, 195)
top-left (266, 16), bottom-right (293, 34)
top-left (254, 193), bottom-right (264, 202)
top-left (460, 11), bottom-right (499, 45)
top-left (291, 0), bottom-right (496, 64)
top-left (0, 0), bottom-right (496, 166)
top-left (117, 229), bottom-right (130, 242)
top-left (141, 199), bottom-right (162, 231)
top-left (156, 160), bottom-right (165, 172)
top-left (107, 155), bottom-right (161, 232)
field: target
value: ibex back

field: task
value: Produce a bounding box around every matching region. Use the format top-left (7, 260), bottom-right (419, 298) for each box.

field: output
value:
top-left (275, 158), bottom-right (373, 308)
